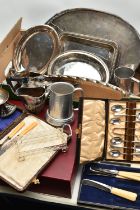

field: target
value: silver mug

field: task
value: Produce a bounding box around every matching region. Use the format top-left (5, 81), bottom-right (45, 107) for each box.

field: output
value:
top-left (46, 82), bottom-right (83, 126)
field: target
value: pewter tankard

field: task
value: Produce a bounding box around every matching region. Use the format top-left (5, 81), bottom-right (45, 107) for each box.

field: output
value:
top-left (114, 67), bottom-right (140, 96)
top-left (46, 82), bottom-right (83, 126)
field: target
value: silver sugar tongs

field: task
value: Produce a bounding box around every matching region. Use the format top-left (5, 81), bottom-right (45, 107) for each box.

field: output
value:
top-left (90, 167), bottom-right (140, 181)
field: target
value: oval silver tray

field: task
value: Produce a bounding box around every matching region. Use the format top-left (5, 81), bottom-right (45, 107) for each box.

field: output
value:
top-left (46, 8), bottom-right (140, 76)
top-left (47, 50), bottom-right (110, 83)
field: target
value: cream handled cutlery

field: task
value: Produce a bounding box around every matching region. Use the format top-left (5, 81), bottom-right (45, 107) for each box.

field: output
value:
top-left (82, 179), bottom-right (137, 201)
top-left (0, 121), bottom-right (38, 152)
top-left (90, 167), bottom-right (140, 181)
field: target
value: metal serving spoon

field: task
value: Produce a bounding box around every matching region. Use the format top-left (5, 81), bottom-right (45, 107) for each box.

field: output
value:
top-left (111, 105), bottom-right (140, 112)
top-left (110, 137), bottom-right (140, 146)
top-left (109, 150), bottom-right (140, 158)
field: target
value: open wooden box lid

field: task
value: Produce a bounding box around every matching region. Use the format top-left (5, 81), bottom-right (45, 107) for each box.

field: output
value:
top-left (0, 18), bottom-right (23, 83)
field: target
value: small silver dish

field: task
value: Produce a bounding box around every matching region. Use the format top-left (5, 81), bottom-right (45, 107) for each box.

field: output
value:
top-left (47, 50), bottom-right (110, 83)
top-left (0, 88), bottom-right (9, 105)
top-left (0, 88), bottom-right (16, 118)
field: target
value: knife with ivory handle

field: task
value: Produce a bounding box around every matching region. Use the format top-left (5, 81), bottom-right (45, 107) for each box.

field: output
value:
top-left (0, 121), bottom-right (25, 146)
top-left (0, 121), bottom-right (38, 153)
top-left (90, 167), bottom-right (140, 181)
top-left (82, 179), bottom-right (137, 201)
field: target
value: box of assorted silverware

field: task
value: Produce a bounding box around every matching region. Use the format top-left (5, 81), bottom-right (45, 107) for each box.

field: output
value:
top-left (78, 98), bottom-right (140, 164)
top-left (78, 162), bottom-right (140, 210)
top-left (77, 98), bottom-right (140, 209)
top-left (0, 105), bottom-right (71, 192)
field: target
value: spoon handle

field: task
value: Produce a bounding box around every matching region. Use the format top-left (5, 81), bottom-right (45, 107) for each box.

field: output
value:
top-left (114, 113), bottom-right (139, 117)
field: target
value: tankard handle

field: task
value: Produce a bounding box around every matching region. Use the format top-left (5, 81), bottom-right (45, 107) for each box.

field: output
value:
top-left (132, 77), bottom-right (140, 83)
top-left (74, 87), bottom-right (84, 98)
top-left (73, 87), bottom-right (84, 110)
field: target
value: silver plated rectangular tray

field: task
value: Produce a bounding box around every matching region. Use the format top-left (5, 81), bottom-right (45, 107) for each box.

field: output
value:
top-left (59, 32), bottom-right (119, 78)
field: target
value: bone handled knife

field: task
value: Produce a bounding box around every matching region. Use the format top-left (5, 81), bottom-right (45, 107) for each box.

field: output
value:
top-left (82, 179), bottom-right (137, 201)
top-left (0, 121), bottom-right (25, 146)
top-left (0, 121), bottom-right (38, 152)
top-left (90, 167), bottom-right (140, 181)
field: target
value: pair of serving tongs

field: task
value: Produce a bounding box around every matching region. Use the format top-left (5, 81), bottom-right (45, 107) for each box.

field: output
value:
top-left (89, 166), bottom-right (140, 181)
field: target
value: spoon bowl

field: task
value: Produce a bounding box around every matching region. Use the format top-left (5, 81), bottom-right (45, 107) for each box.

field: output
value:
top-left (111, 104), bottom-right (140, 112)
top-left (111, 105), bottom-right (126, 112)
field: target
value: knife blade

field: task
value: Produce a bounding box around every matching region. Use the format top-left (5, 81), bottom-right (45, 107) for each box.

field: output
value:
top-left (90, 167), bottom-right (140, 181)
top-left (82, 179), bottom-right (137, 201)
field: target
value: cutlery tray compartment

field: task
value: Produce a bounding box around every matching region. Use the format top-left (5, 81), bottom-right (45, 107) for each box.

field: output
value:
top-left (107, 100), bottom-right (140, 162)
top-left (78, 162), bottom-right (140, 209)
top-left (78, 98), bottom-right (140, 163)
top-left (0, 109), bottom-right (70, 191)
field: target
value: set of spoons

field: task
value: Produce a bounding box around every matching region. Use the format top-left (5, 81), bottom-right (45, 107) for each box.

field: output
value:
top-left (109, 104), bottom-right (140, 159)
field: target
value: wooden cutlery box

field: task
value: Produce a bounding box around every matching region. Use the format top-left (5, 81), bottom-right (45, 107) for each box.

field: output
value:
top-left (78, 162), bottom-right (140, 210)
top-left (77, 98), bottom-right (140, 209)
top-left (78, 98), bottom-right (140, 164)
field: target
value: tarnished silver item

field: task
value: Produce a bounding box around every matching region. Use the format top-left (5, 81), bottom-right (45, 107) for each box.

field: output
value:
top-left (0, 88), bottom-right (16, 118)
top-left (13, 25), bottom-right (60, 75)
top-left (59, 32), bottom-right (119, 74)
top-left (16, 86), bottom-right (47, 113)
top-left (47, 8), bottom-right (140, 81)
top-left (114, 67), bottom-right (140, 96)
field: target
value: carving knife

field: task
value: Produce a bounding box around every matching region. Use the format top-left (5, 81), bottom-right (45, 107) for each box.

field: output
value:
top-left (82, 179), bottom-right (137, 201)
top-left (0, 121), bottom-right (38, 153)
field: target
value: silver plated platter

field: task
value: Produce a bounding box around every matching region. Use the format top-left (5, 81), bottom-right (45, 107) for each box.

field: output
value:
top-left (46, 8), bottom-right (140, 76)
top-left (13, 25), bottom-right (60, 75)
top-left (47, 50), bottom-right (110, 83)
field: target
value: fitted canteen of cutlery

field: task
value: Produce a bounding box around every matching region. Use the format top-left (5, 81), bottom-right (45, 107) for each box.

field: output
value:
top-left (106, 100), bottom-right (140, 161)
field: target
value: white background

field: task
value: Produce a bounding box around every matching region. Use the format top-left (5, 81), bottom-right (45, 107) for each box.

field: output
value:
top-left (0, 0), bottom-right (139, 41)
